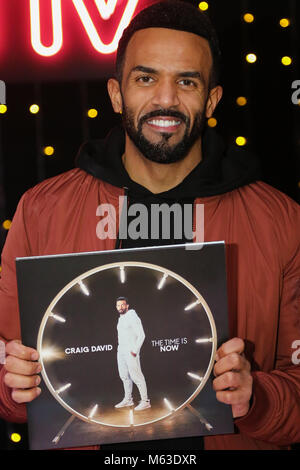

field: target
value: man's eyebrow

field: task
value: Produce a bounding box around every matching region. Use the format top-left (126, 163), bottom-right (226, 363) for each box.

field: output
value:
top-left (176, 71), bottom-right (205, 83)
top-left (130, 65), bottom-right (158, 75)
top-left (130, 66), bottom-right (205, 84)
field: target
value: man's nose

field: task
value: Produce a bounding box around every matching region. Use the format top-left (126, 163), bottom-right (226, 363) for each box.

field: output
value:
top-left (151, 79), bottom-right (180, 109)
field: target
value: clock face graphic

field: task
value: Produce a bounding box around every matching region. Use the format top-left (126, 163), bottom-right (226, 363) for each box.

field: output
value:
top-left (37, 261), bottom-right (217, 433)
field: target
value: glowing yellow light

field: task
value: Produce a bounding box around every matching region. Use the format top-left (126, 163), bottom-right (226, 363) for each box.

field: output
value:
top-left (236, 96), bottom-right (247, 106)
top-left (198, 2), bottom-right (209, 11)
top-left (243, 13), bottom-right (254, 23)
top-left (44, 146), bottom-right (55, 156)
top-left (207, 117), bottom-right (217, 128)
top-left (280, 18), bottom-right (290, 28)
top-left (281, 56), bottom-right (292, 66)
top-left (29, 104), bottom-right (40, 114)
top-left (246, 53), bottom-right (257, 64)
top-left (236, 136), bottom-right (247, 147)
top-left (10, 433), bottom-right (21, 443)
top-left (0, 104), bottom-right (7, 114)
top-left (87, 108), bottom-right (98, 118)
top-left (2, 220), bottom-right (12, 230)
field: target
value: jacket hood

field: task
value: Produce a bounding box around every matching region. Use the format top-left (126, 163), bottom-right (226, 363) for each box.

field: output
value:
top-left (75, 125), bottom-right (261, 199)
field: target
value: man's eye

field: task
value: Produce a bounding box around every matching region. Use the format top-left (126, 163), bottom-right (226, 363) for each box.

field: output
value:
top-left (179, 79), bottom-right (196, 87)
top-left (136, 76), bottom-right (154, 84)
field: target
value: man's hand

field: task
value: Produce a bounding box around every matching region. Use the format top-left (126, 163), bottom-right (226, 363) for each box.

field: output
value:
top-left (213, 337), bottom-right (253, 418)
top-left (4, 340), bottom-right (42, 403)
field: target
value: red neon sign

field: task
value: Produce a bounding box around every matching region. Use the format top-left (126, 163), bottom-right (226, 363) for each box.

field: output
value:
top-left (29, 0), bottom-right (140, 57)
top-left (0, 0), bottom-right (154, 82)
top-left (30, 0), bottom-right (63, 57)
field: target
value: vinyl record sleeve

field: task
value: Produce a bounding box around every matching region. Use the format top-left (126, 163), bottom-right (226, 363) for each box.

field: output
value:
top-left (16, 242), bottom-right (234, 450)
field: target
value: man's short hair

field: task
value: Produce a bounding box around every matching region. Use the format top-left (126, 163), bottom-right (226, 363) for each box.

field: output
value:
top-left (116, 0), bottom-right (221, 88)
top-left (116, 296), bottom-right (129, 304)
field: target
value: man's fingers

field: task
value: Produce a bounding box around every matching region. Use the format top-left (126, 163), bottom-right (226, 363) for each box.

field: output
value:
top-left (11, 387), bottom-right (41, 404)
top-left (5, 340), bottom-right (39, 362)
top-left (4, 355), bottom-right (42, 376)
top-left (4, 340), bottom-right (42, 405)
top-left (213, 338), bottom-right (253, 419)
top-left (214, 370), bottom-right (253, 416)
top-left (215, 337), bottom-right (245, 361)
top-left (232, 403), bottom-right (250, 418)
top-left (4, 372), bottom-right (41, 390)
top-left (213, 371), bottom-right (241, 391)
top-left (216, 387), bottom-right (251, 406)
top-left (216, 389), bottom-right (251, 417)
top-left (214, 352), bottom-right (250, 376)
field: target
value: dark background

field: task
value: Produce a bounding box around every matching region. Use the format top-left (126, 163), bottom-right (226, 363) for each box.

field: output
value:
top-left (0, 0), bottom-right (299, 450)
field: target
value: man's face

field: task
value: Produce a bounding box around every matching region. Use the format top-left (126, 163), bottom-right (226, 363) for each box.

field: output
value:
top-left (109, 28), bottom-right (221, 164)
top-left (116, 300), bottom-right (129, 314)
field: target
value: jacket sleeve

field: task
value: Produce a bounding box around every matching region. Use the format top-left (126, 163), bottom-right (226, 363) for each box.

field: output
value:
top-left (235, 211), bottom-right (300, 446)
top-left (130, 312), bottom-right (146, 355)
top-left (0, 190), bottom-right (36, 422)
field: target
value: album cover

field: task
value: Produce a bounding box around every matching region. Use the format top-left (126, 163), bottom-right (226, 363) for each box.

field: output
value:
top-left (16, 242), bottom-right (234, 450)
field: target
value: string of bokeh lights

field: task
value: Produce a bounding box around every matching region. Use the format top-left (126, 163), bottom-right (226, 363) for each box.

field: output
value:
top-left (0, 5), bottom-right (297, 154)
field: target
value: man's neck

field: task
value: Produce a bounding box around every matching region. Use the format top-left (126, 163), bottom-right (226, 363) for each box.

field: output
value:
top-left (122, 136), bottom-right (203, 194)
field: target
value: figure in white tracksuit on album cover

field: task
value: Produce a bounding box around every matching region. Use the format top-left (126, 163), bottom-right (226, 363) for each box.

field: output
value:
top-left (115, 296), bottom-right (151, 411)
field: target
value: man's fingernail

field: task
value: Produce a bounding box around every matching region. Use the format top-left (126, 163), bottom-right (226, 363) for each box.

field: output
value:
top-left (215, 353), bottom-right (219, 361)
top-left (31, 352), bottom-right (39, 361)
top-left (36, 387), bottom-right (41, 396)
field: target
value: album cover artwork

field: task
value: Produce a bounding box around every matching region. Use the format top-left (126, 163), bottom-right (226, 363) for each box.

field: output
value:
top-left (16, 242), bottom-right (234, 450)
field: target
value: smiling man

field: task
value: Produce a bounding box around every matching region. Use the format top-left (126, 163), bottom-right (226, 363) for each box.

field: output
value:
top-left (113, 29), bottom-right (214, 166)
top-left (108, 22), bottom-right (222, 193)
top-left (0, 0), bottom-right (300, 452)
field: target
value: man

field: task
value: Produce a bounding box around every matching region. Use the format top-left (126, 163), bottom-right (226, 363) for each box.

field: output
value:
top-left (115, 297), bottom-right (150, 411)
top-left (0, 0), bottom-right (299, 450)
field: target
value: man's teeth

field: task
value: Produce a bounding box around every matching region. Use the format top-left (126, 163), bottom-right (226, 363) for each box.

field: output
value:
top-left (148, 119), bottom-right (181, 127)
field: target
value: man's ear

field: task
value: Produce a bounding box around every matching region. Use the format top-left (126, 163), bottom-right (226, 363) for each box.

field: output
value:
top-left (205, 85), bottom-right (223, 118)
top-left (107, 78), bottom-right (123, 114)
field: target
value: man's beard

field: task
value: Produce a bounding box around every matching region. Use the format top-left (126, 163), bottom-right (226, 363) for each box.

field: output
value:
top-left (121, 105), bottom-right (207, 164)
